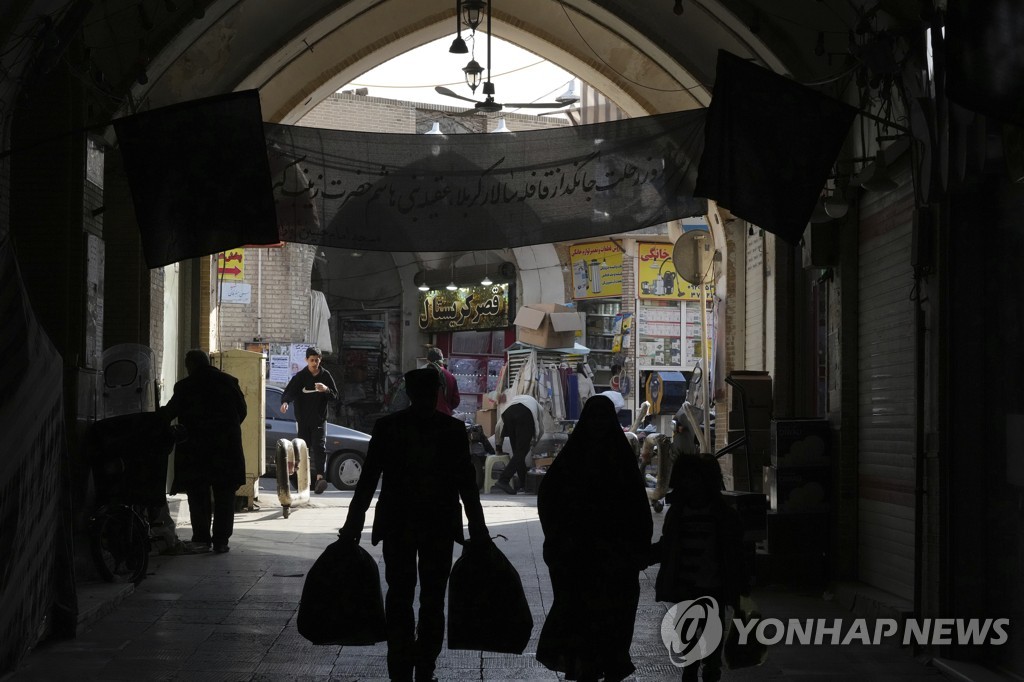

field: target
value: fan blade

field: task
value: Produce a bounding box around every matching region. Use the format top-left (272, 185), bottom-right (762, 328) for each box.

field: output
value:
top-left (503, 101), bottom-right (573, 109)
top-left (537, 107), bottom-right (578, 116)
top-left (448, 107), bottom-right (483, 117)
top-left (435, 86), bottom-right (481, 105)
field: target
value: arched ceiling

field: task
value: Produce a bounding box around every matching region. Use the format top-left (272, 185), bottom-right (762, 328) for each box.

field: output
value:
top-left (59, 0), bottom-right (925, 128)
top-left (39, 0), bottom-right (922, 291)
top-left (3, 0), bottom-right (927, 279)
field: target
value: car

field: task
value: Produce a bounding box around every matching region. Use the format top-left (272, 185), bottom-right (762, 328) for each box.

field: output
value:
top-left (264, 386), bottom-right (371, 490)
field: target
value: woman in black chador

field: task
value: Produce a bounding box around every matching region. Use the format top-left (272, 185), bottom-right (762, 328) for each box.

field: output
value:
top-left (536, 395), bottom-right (653, 682)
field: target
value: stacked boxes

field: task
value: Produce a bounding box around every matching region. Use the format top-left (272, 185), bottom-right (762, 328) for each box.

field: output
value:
top-left (475, 409), bottom-right (497, 437)
top-left (723, 371), bottom-right (772, 492)
top-left (762, 418), bottom-right (833, 587)
top-left (513, 303), bottom-right (584, 349)
top-left (764, 419), bottom-right (832, 512)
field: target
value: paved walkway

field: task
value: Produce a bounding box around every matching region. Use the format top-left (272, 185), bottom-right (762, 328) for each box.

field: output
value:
top-left (5, 483), bottom-right (959, 681)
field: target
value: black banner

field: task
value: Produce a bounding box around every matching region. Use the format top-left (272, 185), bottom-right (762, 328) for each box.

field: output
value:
top-left (266, 111), bottom-right (707, 253)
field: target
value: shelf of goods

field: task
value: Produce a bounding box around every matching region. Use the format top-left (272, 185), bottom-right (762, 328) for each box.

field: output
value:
top-left (340, 319), bottom-right (386, 432)
top-left (444, 329), bottom-right (511, 423)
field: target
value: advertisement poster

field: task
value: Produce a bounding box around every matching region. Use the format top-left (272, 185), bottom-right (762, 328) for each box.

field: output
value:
top-left (637, 241), bottom-right (714, 301)
top-left (269, 354), bottom-right (291, 383)
top-left (569, 241), bottom-right (623, 299)
top-left (637, 304), bottom-right (682, 367)
top-left (289, 343), bottom-right (311, 375)
top-left (612, 312), bottom-right (633, 352)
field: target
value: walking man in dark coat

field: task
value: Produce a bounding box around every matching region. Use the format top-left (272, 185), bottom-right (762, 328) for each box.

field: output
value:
top-left (280, 345), bottom-right (338, 494)
top-left (338, 368), bottom-right (491, 682)
top-left (160, 349), bottom-right (247, 553)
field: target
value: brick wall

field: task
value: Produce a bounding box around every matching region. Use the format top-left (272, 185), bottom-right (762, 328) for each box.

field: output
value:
top-left (212, 244), bottom-right (316, 351)
top-left (299, 92), bottom-right (571, 134)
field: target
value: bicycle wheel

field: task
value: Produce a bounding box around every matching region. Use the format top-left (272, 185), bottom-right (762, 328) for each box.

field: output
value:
top-left (90, 505), bottom-right (150, 585)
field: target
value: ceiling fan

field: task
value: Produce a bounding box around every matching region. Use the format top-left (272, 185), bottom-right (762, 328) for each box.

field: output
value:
top-left (434, 85), bottom-right (574, 116)
top-left (436, 0), bottom-right (576, 117)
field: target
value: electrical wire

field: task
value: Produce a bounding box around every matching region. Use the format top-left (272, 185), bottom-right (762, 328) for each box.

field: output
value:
top-left (556, 0), bottom-right (705, 94)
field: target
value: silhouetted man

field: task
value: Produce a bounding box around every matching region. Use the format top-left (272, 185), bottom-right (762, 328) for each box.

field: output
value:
top-left (160, 349), bottom-right (247, 553)
top-left (338, 368), bottom-right (490, 682)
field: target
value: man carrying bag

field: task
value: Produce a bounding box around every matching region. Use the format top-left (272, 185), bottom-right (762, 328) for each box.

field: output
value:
top-left (338, 368), bottom-right (491, 682)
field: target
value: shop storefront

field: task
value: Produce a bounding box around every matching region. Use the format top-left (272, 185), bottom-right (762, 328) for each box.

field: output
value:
top-left (565, 228), bottom-right (715, 423)
top-left (568, 240), bottom-right (626, 392)
top-left (417, 282), bottom-right (515, 423)
top-left (635, 239), bottom-right (714, 402)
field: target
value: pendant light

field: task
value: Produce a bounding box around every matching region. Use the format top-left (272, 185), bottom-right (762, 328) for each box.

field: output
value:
top-left (462, 0), bottom-right (486, 31)
top-left (446, 257), bottom-right (458, 291)
top-left (449, 0), bottom-right (469, 53)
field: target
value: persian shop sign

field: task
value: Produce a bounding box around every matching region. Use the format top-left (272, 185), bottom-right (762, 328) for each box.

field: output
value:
top-left (418, 284), bottom-right (510, 332)
top-left (637, 241), bottom-right (714, 300)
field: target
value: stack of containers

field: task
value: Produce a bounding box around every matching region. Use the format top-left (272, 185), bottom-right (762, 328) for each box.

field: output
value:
top-left (722, 370), bottom-right (773, 492)
top-left (763, 418), bottom-right (833, 586)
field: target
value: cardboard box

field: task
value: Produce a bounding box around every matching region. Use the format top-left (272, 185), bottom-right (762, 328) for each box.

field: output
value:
top-left (728, 370), bottom-right (773, 409)
top-left (763, 464), bottom-right (832, 513)
top-left (765, 510), bottom-right (828, 554)
top-left (514, 303), bottom-right (583, 349)
top-left (728, 407), bottom-right (773, 430)
top-left (770, 418), bottom-right (831, 467)
top-left (722, 490), bottom-right (769, 542)
top-left (475, 409), bottom-right (497, 437)
top-left (726, 428), bottom-right (770, 460)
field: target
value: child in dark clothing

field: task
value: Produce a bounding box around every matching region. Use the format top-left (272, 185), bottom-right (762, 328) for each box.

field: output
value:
top-left (649, 454), bottom-right (748, 682)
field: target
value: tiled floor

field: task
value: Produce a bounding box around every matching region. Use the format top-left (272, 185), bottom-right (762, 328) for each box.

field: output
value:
top-left (6, 486), bottom-right (950, 681)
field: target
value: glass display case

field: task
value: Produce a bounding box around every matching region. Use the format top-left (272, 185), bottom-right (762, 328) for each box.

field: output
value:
top-left (576, 298), bottom-right (621, 391)
top-left (442, 329), bottom-right (513, 422)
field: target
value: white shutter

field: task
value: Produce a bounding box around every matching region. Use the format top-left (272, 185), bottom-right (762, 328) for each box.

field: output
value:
top-left (857, 182), bottom-right (916, 600)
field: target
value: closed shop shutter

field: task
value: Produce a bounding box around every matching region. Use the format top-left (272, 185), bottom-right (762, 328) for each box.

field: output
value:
top-left (857, 181), bottom-right (916, 600)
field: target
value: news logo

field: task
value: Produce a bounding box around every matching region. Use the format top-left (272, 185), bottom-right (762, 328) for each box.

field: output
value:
top-left (660, 596), bottom-right (724, 668)
top-left (661, 594), bottom-right (1010, 666)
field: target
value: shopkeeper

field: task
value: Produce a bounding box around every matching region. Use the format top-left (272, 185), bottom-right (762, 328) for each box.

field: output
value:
top-left (492, 394), bottom-right (547, 495)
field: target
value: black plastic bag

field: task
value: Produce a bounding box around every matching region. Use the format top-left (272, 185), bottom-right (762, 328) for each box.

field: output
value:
top-left (724, 597), bottom-right (768, 669)
top-left (297, 539), bottom-right (387, 645)
top-left (447, 538), bottom-right (533, 653)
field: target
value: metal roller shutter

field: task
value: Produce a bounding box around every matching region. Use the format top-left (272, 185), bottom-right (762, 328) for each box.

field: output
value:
top-left (857, 183), bottom-right (916, 600)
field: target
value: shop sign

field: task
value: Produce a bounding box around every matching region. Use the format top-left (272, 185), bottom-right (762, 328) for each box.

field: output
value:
top-left (216, 249), bottom-right (245, 280)
top-left (418, 283), bottom-right (510, 332)
top-left (637, 241), bottom-right (715, 300)
top-left (569, 241), bottom-right (624, 299)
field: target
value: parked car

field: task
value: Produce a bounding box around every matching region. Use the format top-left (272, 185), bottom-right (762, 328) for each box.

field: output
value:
top-left (264, 386), bottom-right (370, 490)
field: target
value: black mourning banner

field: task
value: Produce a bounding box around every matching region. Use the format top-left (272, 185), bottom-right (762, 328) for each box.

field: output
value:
top-left (113, 91), bottom-right (279, 268)
top-left (946, 0), bottom-right (1024, 126)
top-left (265, 110), bottom-right (707, 252)
top-left (695, 50), bottom-right (858, 244)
